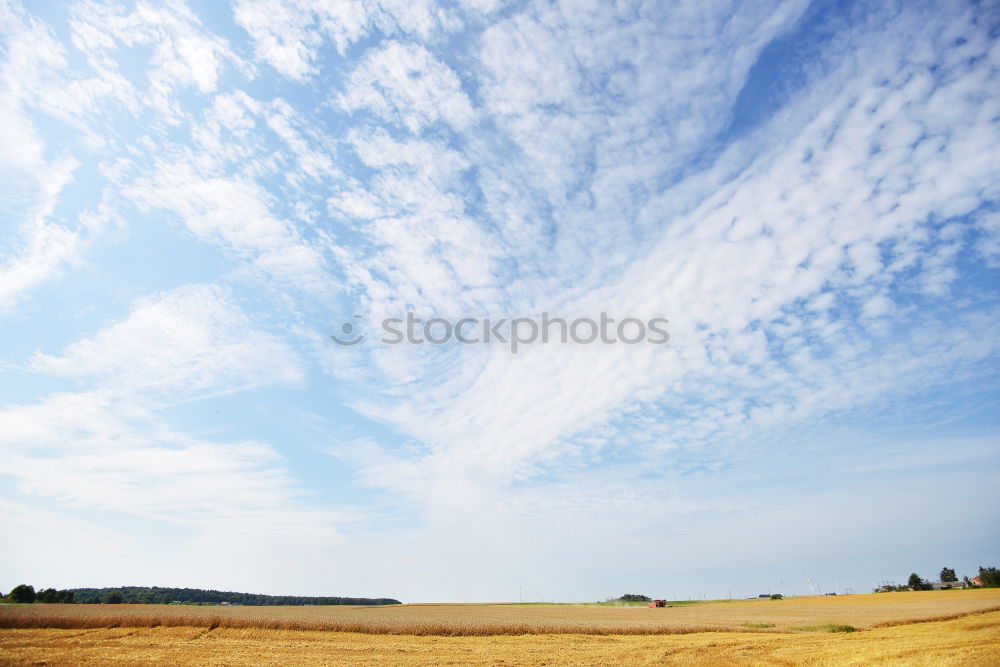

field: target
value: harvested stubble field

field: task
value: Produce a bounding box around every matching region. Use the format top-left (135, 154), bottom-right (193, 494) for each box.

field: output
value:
top-left (1, 589), bottom-right (998, 665)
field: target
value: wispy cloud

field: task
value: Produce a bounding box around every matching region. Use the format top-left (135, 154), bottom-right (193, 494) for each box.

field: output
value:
top-left (0, 278), bottom-right (357, 593)
top-left (28, 284), bottom-right (304, 398)
top-left (324, 0), bottom-right (1000, 509)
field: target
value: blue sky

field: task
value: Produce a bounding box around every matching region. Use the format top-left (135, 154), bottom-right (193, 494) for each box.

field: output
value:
top-left (1, 0), bottom-right (998, 602)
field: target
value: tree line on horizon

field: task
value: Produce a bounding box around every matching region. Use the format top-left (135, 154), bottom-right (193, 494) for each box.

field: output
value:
top-left (616, 593), bottom-right (652, 602)
top-left (1, 585), bottom-right (401, 606)
top-left (874, 566), bottom-right (999, 592)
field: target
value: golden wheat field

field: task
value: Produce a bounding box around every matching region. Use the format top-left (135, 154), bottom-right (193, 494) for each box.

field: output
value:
top-left (1, 589), bottom-right (999, 665)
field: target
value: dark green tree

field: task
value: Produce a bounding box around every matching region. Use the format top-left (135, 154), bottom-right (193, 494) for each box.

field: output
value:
top-left (618, 593), bottom-right (651, 602)
top-left (939, 567), bottom-right (957, 583)
top-left (907, 573), bottom-right (925, 590)
top-left (8, 584), bottom-right (36, 603)
top-left (980, 566), bottom-right (1000, 587)
top-left (103, 591), bottom-right (124, 604)
top-left (38, 588), bottom-right (59, 603)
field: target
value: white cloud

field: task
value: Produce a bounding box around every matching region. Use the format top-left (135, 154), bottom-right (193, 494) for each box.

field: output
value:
top-left (337, 40), bottom-right (475, 132)
top-left (125, 163), bottom-right (333, 293)
top-left (374, 0), bottom-right (461, 40)
top-left (329, 129), bottom-right (503, 314)
top-left (0, 4), bottom-right (119, 314)
top-left (0, 390), bottom-right (352, 594)
top-left (264, 98), bottom-right (339, 184)
top-left (68, 0), bottom-right (241, 121)
top-left (232, 0), bottom-right (467, 81)
top-left (232, 0), bottom-right (371, 80)
top-left (326, 0), bottom-right (1000, 518)
top-left (29, 283), bottom-right (304, 398)
top-left (1, 0), bottom-right (139, 131)
top-left (975, 210), bottom-right (1000, 266)
top-left (0, 282), bottom-right (341, 578)
top-left (0, 158), bottom-right (87, 313)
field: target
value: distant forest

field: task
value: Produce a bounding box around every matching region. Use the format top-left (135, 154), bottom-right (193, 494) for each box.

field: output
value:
top-left (8, 585), bottom-right (400, 606)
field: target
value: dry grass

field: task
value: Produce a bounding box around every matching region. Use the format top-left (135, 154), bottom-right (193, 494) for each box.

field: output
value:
top-left (1, 589), bottom-right (998, 636)
top-left (1, 608), bottom-right (998, 666)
